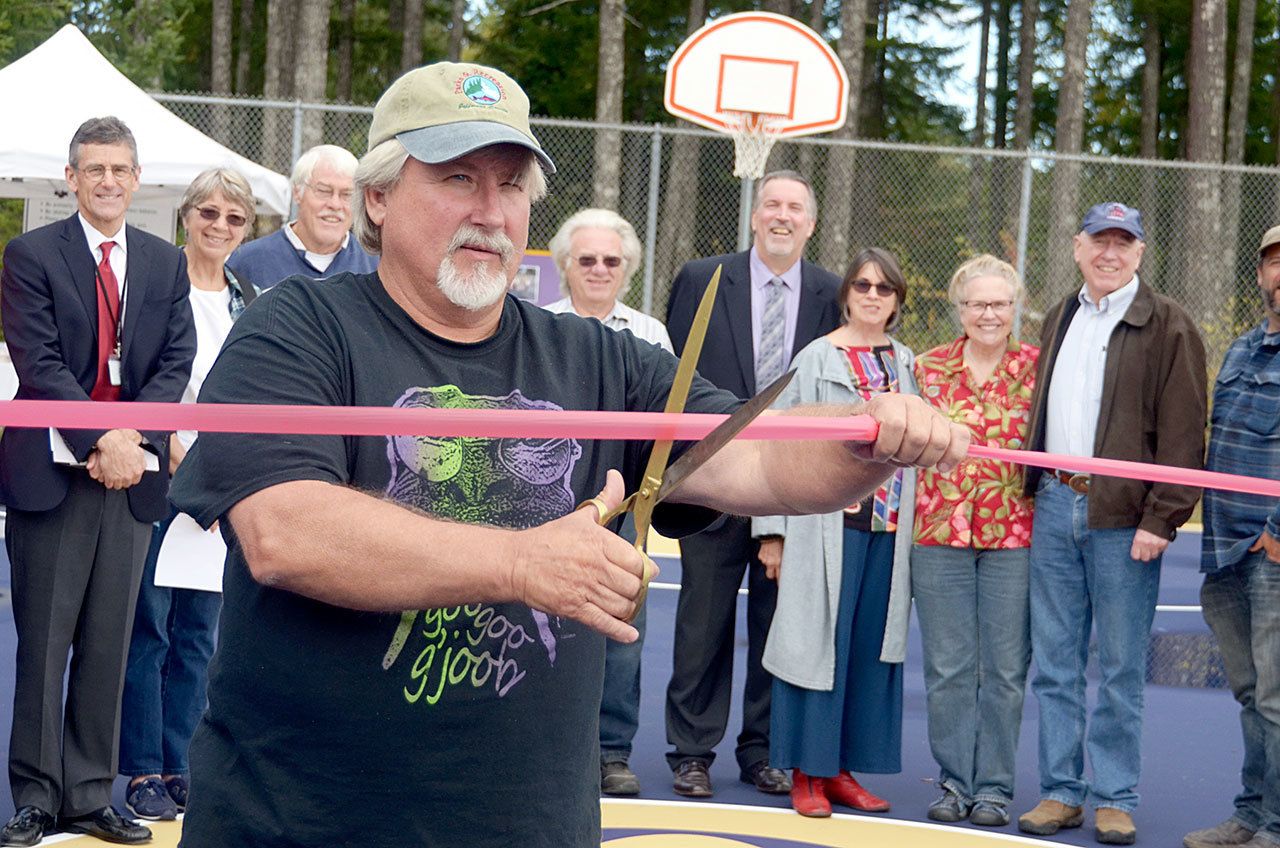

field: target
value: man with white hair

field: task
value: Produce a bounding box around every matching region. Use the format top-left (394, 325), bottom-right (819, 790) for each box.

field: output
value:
top-left (545, 208), bottom-right (672, 796)
top-left (227, 144), bottom-right (377, 287)
top-left (168, 61), bottom-right (969, 847)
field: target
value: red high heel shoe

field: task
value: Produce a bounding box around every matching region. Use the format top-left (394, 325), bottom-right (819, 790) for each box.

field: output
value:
top-left (790, 769), bottom-right (832, 818)
top-left (825, 771), bottom-right (890, 812)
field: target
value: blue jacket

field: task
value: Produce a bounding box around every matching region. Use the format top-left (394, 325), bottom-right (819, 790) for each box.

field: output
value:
top-left (226, 227), bottom-right (378, 289)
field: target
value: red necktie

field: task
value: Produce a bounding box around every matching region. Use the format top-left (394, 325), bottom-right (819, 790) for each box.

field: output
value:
top-left (90, 240), bottom-right (122, 402)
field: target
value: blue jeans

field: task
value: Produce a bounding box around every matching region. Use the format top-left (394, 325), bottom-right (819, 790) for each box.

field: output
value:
top-left (118, 515), bottom-right (222, 777)
top-left (911, 544), bottom-right (1031, 804)
top-left (1029, 476), bottom-right (1161, 812)
top-left (601, 514), bottom-right (644, 764)
top-left (1201, 552), bottom-right (1280, 845)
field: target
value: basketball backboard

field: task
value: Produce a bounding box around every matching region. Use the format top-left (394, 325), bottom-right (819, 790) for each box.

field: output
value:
top-left (664, 12), bottom-right (848, 138)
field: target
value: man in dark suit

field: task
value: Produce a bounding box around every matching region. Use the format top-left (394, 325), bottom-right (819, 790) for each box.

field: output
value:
top-left (663, 170), bottom-right (842, 798)
top-left (0, 116), bottom-right (194, 847)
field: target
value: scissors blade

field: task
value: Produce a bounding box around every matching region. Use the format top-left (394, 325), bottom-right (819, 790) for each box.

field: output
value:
top-left (630, 264), bottom-right (722, 533)
top-left (654, 367), bottom-right (795, 504)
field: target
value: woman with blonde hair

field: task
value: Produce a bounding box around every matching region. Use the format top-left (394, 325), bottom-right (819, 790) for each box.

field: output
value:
top-left (912, 253), bottom-right (1039, 827)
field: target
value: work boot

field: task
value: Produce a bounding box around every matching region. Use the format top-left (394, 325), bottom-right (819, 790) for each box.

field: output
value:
top-left (1018, 799), bottom-right (1085, 835)
top-left (1096, 808), bottom-right (1136, 845)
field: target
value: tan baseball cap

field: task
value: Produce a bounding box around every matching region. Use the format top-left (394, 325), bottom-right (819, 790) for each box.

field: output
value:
top-left (1259, 225), bottom-right (1280, 257)
top-left (367, 62), bottom-right (555, 174)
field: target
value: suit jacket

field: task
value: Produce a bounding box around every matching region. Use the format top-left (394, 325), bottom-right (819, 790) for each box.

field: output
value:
top-left (665, 249), bottom-right (842, 398)
top-left (0, 214), bottom-right (195, 521)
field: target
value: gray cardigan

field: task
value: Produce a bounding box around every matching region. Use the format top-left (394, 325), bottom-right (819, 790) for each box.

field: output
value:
top-left (752, 336), bottom-right (919, 691)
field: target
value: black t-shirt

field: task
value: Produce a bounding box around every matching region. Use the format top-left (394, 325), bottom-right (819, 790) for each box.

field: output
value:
top-left (169, 273), bottom-right (740, 848)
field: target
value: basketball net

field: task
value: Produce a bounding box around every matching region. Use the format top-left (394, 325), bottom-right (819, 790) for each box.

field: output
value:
top-left (725, 111), bottom-right (783, 180)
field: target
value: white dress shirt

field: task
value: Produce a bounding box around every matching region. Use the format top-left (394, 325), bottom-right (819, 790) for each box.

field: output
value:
top-left (1045, 275), bottom-right (1141, 463)
top-left (543, 296), bottom-right (674, 353)
top-left (78, 213), bottom-right (127, 298)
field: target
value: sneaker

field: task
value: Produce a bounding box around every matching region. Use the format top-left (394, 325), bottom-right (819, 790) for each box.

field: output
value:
top-left (165, 775), bottom-right (189, 811)
top-left (126, 777), bottom-right (178, 821)
top-left (1184, 820), bottom-right (1256, 848)
top-left (927, 790), bottom-right (971, 823)
top-left (970, 800), bottom-right (1011, 827)
top-left (601, 761), bottom-right (640, 796)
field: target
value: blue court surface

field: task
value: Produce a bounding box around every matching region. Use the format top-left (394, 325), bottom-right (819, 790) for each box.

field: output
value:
top-left (0, 527), bottom-right (1243, 847)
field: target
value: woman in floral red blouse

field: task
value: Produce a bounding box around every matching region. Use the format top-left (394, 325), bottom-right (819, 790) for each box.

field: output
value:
top-left (911, 254), bottom-right (1039, 828)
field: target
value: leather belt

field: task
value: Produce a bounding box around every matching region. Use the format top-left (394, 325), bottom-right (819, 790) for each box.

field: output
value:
top-left (1054, 469), bottom-right (1091, 494)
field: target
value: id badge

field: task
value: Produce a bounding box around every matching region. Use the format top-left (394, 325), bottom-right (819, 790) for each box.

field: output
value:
top-left (108, 355), bottom-right (122, 386)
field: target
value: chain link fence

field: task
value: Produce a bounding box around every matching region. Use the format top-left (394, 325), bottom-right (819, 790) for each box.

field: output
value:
top-left (155, 90), bottom-right (1280, 381)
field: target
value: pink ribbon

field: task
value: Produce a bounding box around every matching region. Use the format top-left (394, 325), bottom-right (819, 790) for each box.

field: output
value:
top-left (3, 399), bottom-right (1276, 498)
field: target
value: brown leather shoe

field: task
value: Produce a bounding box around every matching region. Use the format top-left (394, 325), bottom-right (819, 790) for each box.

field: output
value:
top-left (1096, 808), bottom-right (1136, 845)
top-left (740, 761), bottom-right (792, 795)
top-left (1018, 799), bottom-right (1085, 835)
top-left (672, 759), bottom-right (712, 798)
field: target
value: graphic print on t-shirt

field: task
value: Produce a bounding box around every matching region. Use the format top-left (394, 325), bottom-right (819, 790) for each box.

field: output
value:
top-left (378, 384), bottom-right (585, 707)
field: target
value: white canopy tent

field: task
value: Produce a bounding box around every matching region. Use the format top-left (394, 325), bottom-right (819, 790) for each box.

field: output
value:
top-left (0, 25), bottom-right (290, 216)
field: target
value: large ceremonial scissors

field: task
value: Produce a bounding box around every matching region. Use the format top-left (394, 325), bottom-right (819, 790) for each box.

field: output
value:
top-left (582, 265), bottom-right (795, 621)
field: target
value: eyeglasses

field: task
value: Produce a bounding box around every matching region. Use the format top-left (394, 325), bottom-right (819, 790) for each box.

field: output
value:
top-left (305, 182), bottom-right (355, 202)
top-left (78, 164), bottom-right (136, 183)
top-left (574, 254), bottom-right (624, 269)
top-left (196, 206), bottom-right (248, 228)
top-left (850, 279), bottom-right (896, 297)
top-left (960, 300), bottom-right (1015, 314)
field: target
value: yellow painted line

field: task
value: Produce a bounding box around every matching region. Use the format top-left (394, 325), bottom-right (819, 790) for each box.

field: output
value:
top-left (647, 528), bottom-right (680, 558)
top-left (602, 799), bottom-right (1070, 847)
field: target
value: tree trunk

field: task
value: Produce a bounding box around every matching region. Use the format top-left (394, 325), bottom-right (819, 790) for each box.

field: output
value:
top-left (447, 0), bottom-right (467, 60)
top-left (1185, 0), bottom-right (1227, 303)
top-left (293, 0), bottom-right (331, 152)
top-left (1011, 0), bottom-right (1037, 150)
top-left (1043, 0), bottom-right (1091, 299)
top-left (1219, 0), bottom-right (1256, 290)
top-left (402, 0), bottom-right (424, 73)
top-left (262, 0), bottom-right (297, 172)
top-left (988, 0), bottom-right (1015, 253)
top-left (591, 0), bottom-right (625, 209)
top-left (336, 0), bottom-right (355, 101)
top-left (211, 0), bottom-right (233, 143)
top-left (818, 0), bottom-right (867, 273)
top-left (1138, 2), bottom-right (1162, 280)
top-left (967, 0), bottom-right (992, 251)
top-left (993, 0), bottom-right (1012, 148)
top-left (655, 0), bottom-right (706, 317)
top-left (234, 0), bottom-right (255, 94)
top-left (1006, 0), bottom-right (1039, 258)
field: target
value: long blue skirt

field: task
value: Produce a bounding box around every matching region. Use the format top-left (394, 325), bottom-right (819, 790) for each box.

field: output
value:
top-left (769, 528), bottom-right (903, 777)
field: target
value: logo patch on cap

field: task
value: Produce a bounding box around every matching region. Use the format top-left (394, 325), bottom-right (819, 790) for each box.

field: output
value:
top-left (1107, 204), bottom-right (1127, 220)
top-left (458, 72), bottom-right (503, 107)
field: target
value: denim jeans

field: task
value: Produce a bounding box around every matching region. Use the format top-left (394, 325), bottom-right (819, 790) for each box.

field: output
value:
top-left (118, 515), bottom-right (222, 776)
top-left (601, 514), bottom-right (644, 764)
top-left (1029, 476), bottom-right (1161, 812)
top-left (911, 544), bottom-right (1031, 804)
top-left (1201, 552), bottom-right (1280, 846)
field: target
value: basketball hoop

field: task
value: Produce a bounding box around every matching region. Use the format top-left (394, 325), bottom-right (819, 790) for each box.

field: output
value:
top-left (725, 111), bottom-right (784, 180)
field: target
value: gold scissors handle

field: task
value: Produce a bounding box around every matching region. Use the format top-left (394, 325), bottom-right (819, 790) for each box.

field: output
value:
top-left (577, 265), bottom-right (723, 622)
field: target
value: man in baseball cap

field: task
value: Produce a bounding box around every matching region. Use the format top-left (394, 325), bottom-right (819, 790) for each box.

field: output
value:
top-left (1018, 201), bottom-right (1206, 845)
top-left (167, 60), bottom-right (969, 848)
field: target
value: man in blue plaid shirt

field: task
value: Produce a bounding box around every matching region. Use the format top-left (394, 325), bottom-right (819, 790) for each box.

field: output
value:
top-left (1185, 225), bottom-right (1280, 848)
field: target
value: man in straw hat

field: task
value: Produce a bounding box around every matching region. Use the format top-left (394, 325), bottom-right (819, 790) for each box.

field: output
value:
top-left (168, 61), bottom-right (968, 846)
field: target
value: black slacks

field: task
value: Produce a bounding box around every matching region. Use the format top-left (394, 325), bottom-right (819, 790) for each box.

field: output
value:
top-left (664, 515), bottom-right (778, 773)
top-left (6, 473), bottom-right (150, 817)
